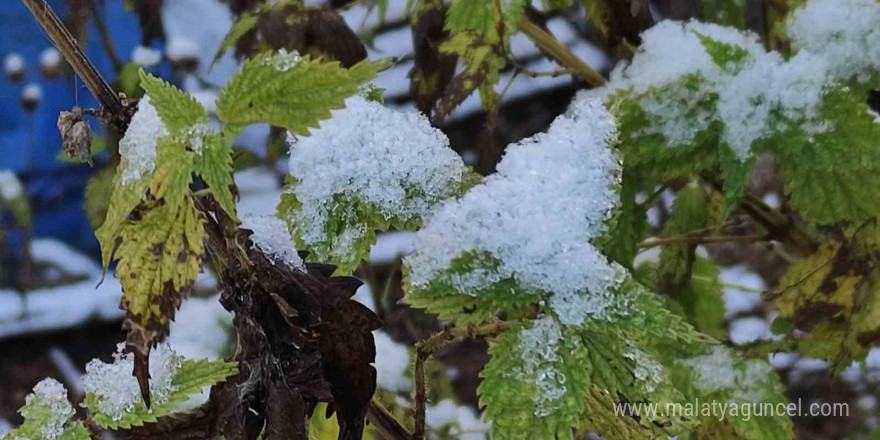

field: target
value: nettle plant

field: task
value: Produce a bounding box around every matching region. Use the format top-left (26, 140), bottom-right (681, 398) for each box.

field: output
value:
top-left (7, 0), bottom-right (880, 439)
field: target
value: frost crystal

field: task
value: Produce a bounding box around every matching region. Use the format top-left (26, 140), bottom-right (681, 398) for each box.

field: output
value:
top-left (516, 317), bottom-right (567, 416)
top-left (20, 379), bottom-right (75, 440)
top-left (623, 344), bottom-right (664, 394)
top-left (581, 0), bottom-right (880, 160)
top-left (682, 346), bottom-right (775, 402)
top-left (241, 214), bottom-right (305, 270)
top-left (405, 98), bottom-right (626, 325)
top-left (119, 97), bottom-right (168, 185)
top-left (285, 95), bottom-right (469, 262)
top-left (262, 49), bottom-right (303, 72)
top-left (82, 343), bottom-right (181, 421)
top-left (0, 170), bottom-right (23, 201)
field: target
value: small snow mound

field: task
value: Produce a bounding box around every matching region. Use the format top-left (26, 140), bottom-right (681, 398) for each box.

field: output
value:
top-left (22, 378), bottom-right (75, 440)
top-left (3, 53), bottom-right (24, 75)
top-left (82, 343), bottom-right (181, 421)
top-left (285, 95), bottom-right (469, 262)
top-left (405, 98), bottom-right (625, 325)
top-left (39, 48), bottom-right (61, 70)
top-left (21, 83), bottom-right (42, 101)
top-left (119, 97), bottom-right (168, 185)
top-left (241, 214), bottom-right (305, 270)
top-left (166, 37), bottom-right (200, 62)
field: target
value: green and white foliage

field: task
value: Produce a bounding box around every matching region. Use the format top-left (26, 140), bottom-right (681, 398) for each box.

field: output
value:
top-left (82, 343), bottom-right (237, 430)
top-left (0, 379), bottom-right (88, 440)
top-left (404, 98), bottom-right (625, 326)
top-left (581, 0), bottom-right (880, 225)
top-left (278, 95), bottom-right (475, 274)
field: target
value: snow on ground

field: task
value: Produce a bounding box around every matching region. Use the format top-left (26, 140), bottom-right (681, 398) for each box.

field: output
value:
top-left (426, 399), bottom-right (490, 440)
top-left (720, 265), bottom-right (764, 317)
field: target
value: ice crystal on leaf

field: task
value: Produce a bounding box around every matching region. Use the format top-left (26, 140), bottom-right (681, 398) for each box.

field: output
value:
top-left (404, 98), bottom-right (626, 326)
top-left (119, 97), bottom-right (168, 185)
top-left (280, 95), bottom-right (472, 273)
top-left (21, 379), bottom-right (75, 440)
top-left (82, 343), bottom-right (181, 422)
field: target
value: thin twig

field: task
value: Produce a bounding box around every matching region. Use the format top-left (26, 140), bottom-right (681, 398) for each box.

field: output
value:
top-left (413, 349), bottom-right (427, 440)
top-left (21, 0), bottom-right (128, 131)
top-left (637, 233), bottom-right (771, 249)
top-left (517, 18), bottom-right (606, 87)
top-left (367, 399), bottom-right (413, 440)
top-left (86, 0), bottom-right (123, 73)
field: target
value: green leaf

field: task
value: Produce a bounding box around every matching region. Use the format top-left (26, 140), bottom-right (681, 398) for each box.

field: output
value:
top-left (216, 53), bottom-right (381, 134)
top-left (402, 251), bottom-right (542, 325)
top-left (657, 186), bottom-right (708, 296)
top-left (599, 169), bottom-right (648, 267)
top-left (678, 257), bottom-right (728, 340)
top-left (212, 12), bottom-right (258, 67)
top-left (95, 168), bottom-right (148, 270)
top-left (139, 70), bottom-right (208, 137)
top-left (88, 358), bottom-right (238, 430)
top-left (194, 132), bottom-right (237, 220)
top-left (582, 0), bottom-right (609, 36)
top-left (478, 317), bottom-right (592, 440)
top-left (446, 0), bottom-right (495, 40)
top-left (84, 166), bottom-right (115, 230)
top-left (770, 84), bottom-right (880, 225)
top-left (719, 147), bottom-right (754, 219)
top-left (673, 346), bottom-right (794, 440)
top-left (541, 0), bottom-right (573, 10)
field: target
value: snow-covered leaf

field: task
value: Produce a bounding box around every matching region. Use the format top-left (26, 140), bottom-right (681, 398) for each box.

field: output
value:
top-left (139, 70), bottom-right (208, 137)
top-left (83, 344), bottom-right (237, 430)
top-left (4, 379), bottom-right (89, 440)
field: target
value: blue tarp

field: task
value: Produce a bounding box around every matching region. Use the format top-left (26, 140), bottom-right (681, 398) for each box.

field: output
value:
top-left (1, 1), bottom-right (146, 255)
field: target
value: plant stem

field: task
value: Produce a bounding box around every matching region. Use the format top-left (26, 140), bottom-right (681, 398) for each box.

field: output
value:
top-left (86, 0), bottom-right (123, 73)
top-left (637, 233), bottom-right (771, 249)
top-left (20, 0), bottom-right (128, 131)
top-left (517, 18), bottom-right (606, 87)
top-left (367, 399), bottom-right (413, 440)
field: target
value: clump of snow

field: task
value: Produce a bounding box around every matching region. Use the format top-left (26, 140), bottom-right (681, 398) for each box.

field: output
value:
top-left (241, 214), bottom-right (305, 270)
top-left (119, 97), bottom-right (168, 185)
top-left (580, 0), bottom-right (880, 160)
top-left (3, 53), bottom-right (24, 75)
top-left (788, 0), bottom-right (880, 84)
top-left (0, 170), bottom-right (23, 201)
top-left (21, 83), bottom-right (42, 102)
top-left (405, 98), bottom-right (626, 325)
top-left (82, 343), bottom-right (181, 421)
top-left (166, 37), bottom-right (199, 62)
top-left (261, 49), bottom-right (302, 72)
top-left (39, 48), bottom-right (61, 70)
top-left (285, 95), bottom-right (469, 262)
top-left (20, 379), bottom-right (75, 440)
top-left (682, 346), bottom-right (775, 402)
top-left (426, 399), bottom-right (489, 440)
top-left (131, 46), bottom-right (162, 68)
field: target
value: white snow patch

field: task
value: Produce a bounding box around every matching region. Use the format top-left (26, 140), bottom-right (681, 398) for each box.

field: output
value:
top-left (729, 316), bottom-right (771, 345)
top-left (119, 97), bottom-right (168, 185)
top-left (426, 399), bottom-right (489, 440)
top-left (682, 346), bottom-right (775, 402)
top-left (516, 316), bottom-right (567, 416)
top-left (21, 378), bottom-right (75, 440)
top-left (132, 46), bottom-right (162, 68)
top-left (82, 343), bottom-right (181, 421)
top-left (167, 37), bottom-right (200, 62)
top-left (405, 98), bottom-right (626, 326)
top-left (373, 331), bottom-right (412, 393)
top-left (720, 265), bottom-right (764, 317)
top-left (241, 214), bottom-right (304, 270)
